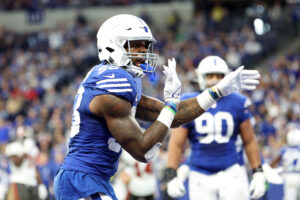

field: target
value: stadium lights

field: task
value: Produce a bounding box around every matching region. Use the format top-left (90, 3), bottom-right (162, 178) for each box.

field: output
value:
top-left (253, 18), bottom-right (271, 35)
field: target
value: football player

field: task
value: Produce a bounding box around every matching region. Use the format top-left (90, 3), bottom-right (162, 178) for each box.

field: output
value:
top-left (165, 56), bottom-right (266, 200)
top-left (271, 128), bottom-right (300, 200)
top-left (53, 15), bottom-right (260, 200)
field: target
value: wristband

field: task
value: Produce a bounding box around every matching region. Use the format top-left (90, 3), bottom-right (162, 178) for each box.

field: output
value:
top-left (163, 168), bottom-right (177, 183)
top-left (196, 89), bottom-right (216, 111)
top-left (165, 102), bottom-right (178, 113)
top-left (208, 87), bottom-right (221, 100)
top-left (157, 107), bottom-right (176, 128)
top-left (252, 165), bottom-right (263, 174)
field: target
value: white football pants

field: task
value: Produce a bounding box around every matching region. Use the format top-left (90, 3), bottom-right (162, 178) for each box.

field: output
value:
top-left (188, 164), bottom-right (250, 200)
top-left (283, 173), bottom-right (300, 200)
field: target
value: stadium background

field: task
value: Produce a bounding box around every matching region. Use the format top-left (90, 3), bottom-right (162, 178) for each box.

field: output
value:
top-left (0, 0), bottom-right (299, 199)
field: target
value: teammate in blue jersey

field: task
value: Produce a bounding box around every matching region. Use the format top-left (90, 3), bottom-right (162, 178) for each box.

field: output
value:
top-left (165, 56), bottom-right (266, 200)
top-left (271, 128), bottom-right (300, 200)
top-left (53, 14), bottom-right (261, 200)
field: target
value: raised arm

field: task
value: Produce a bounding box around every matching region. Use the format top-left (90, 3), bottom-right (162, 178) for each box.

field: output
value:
top-left (137, 61), bottom-right (260, 128)
top-left (136, 95), bottom-right (205, 128)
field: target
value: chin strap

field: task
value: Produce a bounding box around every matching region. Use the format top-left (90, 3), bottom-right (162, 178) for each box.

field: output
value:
top-left (141, 63), bottom-right (157, 84)
top-left (122, 63), bottom-right (156, 80)
top-left (122, 65), bottom-right (145, 78)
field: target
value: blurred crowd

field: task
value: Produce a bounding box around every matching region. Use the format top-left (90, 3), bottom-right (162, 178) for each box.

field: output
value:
top-left (0, 1), bottom-right (299, 200)
top-left (0, 0), bottom-right (177, 10)
top-left (251, 52), bottom-right (300, 161)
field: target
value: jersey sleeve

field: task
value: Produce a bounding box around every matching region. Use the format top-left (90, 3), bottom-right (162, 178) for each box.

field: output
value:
top-left (238, 94), bottom-right (253, 124)
top-left (85, 65), bottom-right (137, 105)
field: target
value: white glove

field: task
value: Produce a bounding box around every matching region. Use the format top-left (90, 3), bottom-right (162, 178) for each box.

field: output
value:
top-left (167, 165), bottom-right (189, 198)
top-left (262, 164), bottom-right (283, 184)
top-left (38, 184), bottom-right (48, 200)
top-left (177, 165), bottom-right (190, 181)
top-left (167, 177), bottom-right (186, 198)
top-left (249, 172), bottom-right (266, 199)
top-left (163, 58), bottom-right (181, 104)
top-left (215, 66), bottom-right (260, 97)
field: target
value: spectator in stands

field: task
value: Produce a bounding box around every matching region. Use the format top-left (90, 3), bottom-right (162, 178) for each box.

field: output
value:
top-left (139, 8), bottom-right (153, 28)
top-left (258, 116), bottom-right (277, 147)
top-left (166, 10), bottom-right (182, 34)
top-left (0, 138), bottom-right (9, 200)
top-left (5, 140), bottom-right (48, 200)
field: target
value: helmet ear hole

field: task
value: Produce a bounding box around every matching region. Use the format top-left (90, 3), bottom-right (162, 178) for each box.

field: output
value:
top-left (123, 41), bottom-right (129, 49)
top-left (106, 47), bottom-right (114, 53)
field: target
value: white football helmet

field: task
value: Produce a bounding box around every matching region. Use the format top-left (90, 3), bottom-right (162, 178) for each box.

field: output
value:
top-left (5, 141), bottom-right (24, 157)
top-left (97, 14), bottom-right (159, 78)
top-left (287, 128), bottom-right (300, 146)
top-left (196, 56), bottom-right (230, 90)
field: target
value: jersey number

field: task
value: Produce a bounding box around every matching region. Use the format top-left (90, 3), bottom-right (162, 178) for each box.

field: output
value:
top-left (195, 112), bottom-right (234, 144)
top-left (69, 69), bottom-right (93, 138)
top-left (70, 86), bottom-right (85, 138)
top-left (283, 151), bottom-right (300, 172)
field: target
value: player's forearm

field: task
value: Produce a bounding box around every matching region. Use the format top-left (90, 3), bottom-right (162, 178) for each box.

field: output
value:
top-left (172, 98), bottom-right (205, 128)
top-left (240, 119), bottom-right (262, 169)
top-left (136, 95), bottom-right (164, 121)
top-left (245, 139), bottom-right (262, 169)
top-left (137, 95), bottom-right (206, 128)
top-left (139, 121), bottom-right (169, 155)
top-left (110, 119), bottom-right (168, 163)
top-left (270, 156), bottom-right (281, 168)
top-left (167, 146), bottom-right (182, 169)
top-left (36, 166), bottom-right (43, 184)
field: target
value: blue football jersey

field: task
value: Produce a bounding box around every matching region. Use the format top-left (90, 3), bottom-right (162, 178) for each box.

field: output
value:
top-left (61, 63), bottom-right (142, 181)
top-left (280, 146), bottom-right (300, 173)
top-left (181, 92), bottom-right (252, 174)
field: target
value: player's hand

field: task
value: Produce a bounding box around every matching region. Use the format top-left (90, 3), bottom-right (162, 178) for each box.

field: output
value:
top-left (249, 172), bottom-right (266, 199)
top-left (214, 66), bottom-right (260, 97)
top-left (167, 165), bottom-right (189, 198)
top-left (262, 164), bottom-right (283, 184)
top-left (38, 184), bottom-right (48, 200)
top-left (167, 176), bottom-right (186, 198)
top-left (163, 58), bottom-right (181, 105)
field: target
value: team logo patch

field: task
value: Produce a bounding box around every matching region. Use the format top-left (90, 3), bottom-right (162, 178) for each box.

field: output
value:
top-left (103, 74), bottom-right (115, 79)
top-left (144, 26), bottom-right (148, 32)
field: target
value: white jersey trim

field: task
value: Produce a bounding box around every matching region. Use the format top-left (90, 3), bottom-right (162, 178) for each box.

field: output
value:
top-left (97, 83), bottom-right (131, 88)
top-left (107, 89), bottom-right (132, 92)
top-left (96, 78), bottom-right (128, 84)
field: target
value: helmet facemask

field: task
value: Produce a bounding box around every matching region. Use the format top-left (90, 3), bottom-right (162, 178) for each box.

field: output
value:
top-left (119, 38), bottom-right (159, 78)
